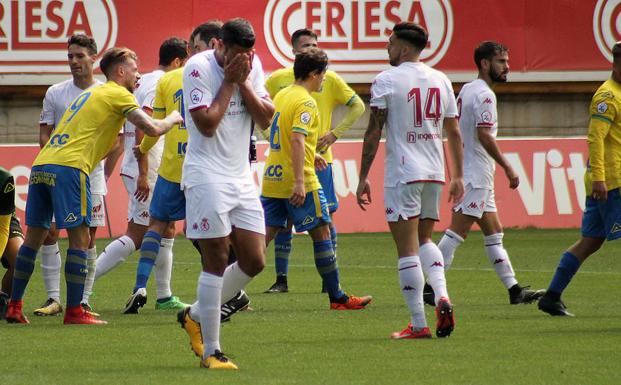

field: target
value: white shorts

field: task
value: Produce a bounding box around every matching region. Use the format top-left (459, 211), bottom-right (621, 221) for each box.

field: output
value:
top-left (185, 182), bottom-right (265, 239)
top-left (384, 182), bottom-right (442, 222)
top-left (122, 175), bottom-right (153, 226)
top-left (90, 194), bottom-right (106, 227)
top-left (453, 183), bottom-right (497, 218)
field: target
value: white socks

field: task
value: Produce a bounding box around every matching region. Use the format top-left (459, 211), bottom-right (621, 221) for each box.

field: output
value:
top-left (221, 262), bottom-right (252, 303)
top-left (155, 238), bottom-right (174, 300)
top-left (81, 246), bottom-right (97, 304)
top-left (438, 229), bottom-right (464, 271)
top-left (398, 256), bottom-right (426, 329)
top-left (484, 233), bottom-right (518, 289)
top-left (40, 243), bottom-right (61, 302)
top-left (419, 242), bottom-right (449, 304)
top-left (198, 272), bottom-right (223, 358)
top-left (95, 236), bottom-right (136, 279)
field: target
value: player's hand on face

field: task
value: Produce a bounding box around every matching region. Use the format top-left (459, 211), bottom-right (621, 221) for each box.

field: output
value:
top-left (505, 166), bottom-right (519, 189)
top-left (314, 154), bottom-right (328, 171)
top-left (134, 175), bottom-right (150, 202)
top-left (591, 181), bottom-right (608, 201)
top-left (237, 52), bottom-right (252, 83)
top-left (224, 53), bottom-right (246, 83)
top-left (317, 132), bottom-right (337, 153)
top-left (289, 182), bottom-right (306, 207)
top-left (448, 177), bottom-right (464, 204)
top-left (356, 179), bottom-right (372, 210)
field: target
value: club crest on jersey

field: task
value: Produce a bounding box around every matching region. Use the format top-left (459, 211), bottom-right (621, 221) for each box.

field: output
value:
top-left (190, 88), bottom-right (203, 104)
top-left (597, 101), bottom-right (608, 113)
top-left (300, 111), bottom-right (311, 124)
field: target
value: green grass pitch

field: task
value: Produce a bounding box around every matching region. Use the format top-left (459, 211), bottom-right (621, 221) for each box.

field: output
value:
top-left (1, 229), bottom-right (619, 384)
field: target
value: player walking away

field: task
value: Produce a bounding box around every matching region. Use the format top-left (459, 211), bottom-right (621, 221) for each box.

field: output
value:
top-left (0, 168), bottom-right (24, 320)
top-left (357, 22), bottom-right (462, 339)
top-left (263, 28), bottom-right (366, 294)
top-left (263, 47), bottom-right (372, 312)
top-left (5, 47), bottom-right (182, 325)
top-left (34, 34), bottom-right (113, 317)
top-left (88, 38), bottom-right (190, 313)
top-left (179, 18), bottom-right (274, 369)
top-left (538, 42), bottom-right (621, 316)
top-left (434, 41), bottom-right (545, 306)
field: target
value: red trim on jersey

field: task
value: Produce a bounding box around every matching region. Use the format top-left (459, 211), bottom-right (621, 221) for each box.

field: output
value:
top-left (189, 105), bottom-right (208, 112)
top-left (476, 122), bottom-right (495, 127)
top-left (406, 180), bottom-right (445, 185)
top-left (142, 106), bottom-right (153, 113)
top-left (120, 173), bottom-right (134, 179)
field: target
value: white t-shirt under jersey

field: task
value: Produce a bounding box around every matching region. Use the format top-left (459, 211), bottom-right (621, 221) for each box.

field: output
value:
top-left (370, 61), bottom-right (458, 187)
top-left (39, 78), bottom-right (108, 194)
top-left (120, 70), bottom-right (165, 180)
top-left (457, 79), bottom-right (498, 189)
top-left (181, 49), bottom-right (269, 188)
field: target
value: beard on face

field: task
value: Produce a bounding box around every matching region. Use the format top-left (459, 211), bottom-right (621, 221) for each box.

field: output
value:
top-left (489, 66), bottom-right (507, 83)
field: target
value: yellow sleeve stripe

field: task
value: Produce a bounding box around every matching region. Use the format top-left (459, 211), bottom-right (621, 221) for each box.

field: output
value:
top-left (591, 114), bottom-right (612, 123)
top-left (292, 127), bottom-right (308, 136)
top-left (345, 95), bottom-right (357, 106)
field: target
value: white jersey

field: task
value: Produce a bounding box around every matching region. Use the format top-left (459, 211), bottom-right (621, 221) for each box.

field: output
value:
top-left (120, 70), bottom-right (165, 180)
top-left (457, 79), bottom-right (498, 189)
top-left (182, 50), bottom-right (269, 188)
top-left (370, 62), bottom-right (458, 187)
top-left (39, 78), bottom-right (108, 194)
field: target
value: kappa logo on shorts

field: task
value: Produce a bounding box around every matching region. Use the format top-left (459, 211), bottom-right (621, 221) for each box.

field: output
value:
top-left (431, 261), bottom-right (444, 267)
top-left (386, 207), bottom-right (394, 215)
top-left (200, 218), bottom-right (210, 232)
top-left (64, 213), bottom-right (78, 223)
top-left (611, 223), bottom-right (621, 233)
top-left (92, 204), bottom-right (102, 213)
top-left (302, 216), bottom-right (314, 225)
top-left (139, 211), bottom-right (149, 219)
top-left (4, 182), bottom-right (14, 194)
top-left (467, 202), bottom-right (478, 209)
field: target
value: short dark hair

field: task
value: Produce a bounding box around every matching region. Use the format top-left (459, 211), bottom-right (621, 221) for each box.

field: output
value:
top-left (100, 47), bottom-right (138, 78)
top-left (474, 41), bottom-right (508, 69)
top-left (291, 28), bottom-right (317, 47)
top-left (612, 42), bottom-right (621, 63)
top-left (190, 20), bottom-right (223, 45)
top-left (222, 18), bottom-right (255, 49)
top-left (293, 47), bottom-right (328, 80)
top-left (68, 34), bottom-right (97, 55)
top-left (392, 22), bottom-right (427, 53)
top-left (159, 37), bottom-right (188, 66)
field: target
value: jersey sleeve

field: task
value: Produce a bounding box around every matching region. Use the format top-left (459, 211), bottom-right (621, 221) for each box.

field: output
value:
top-left (39, 87), bottom-right (56, 125)
top-left (370, 72), bottom-right (390, 109)
top-left (141, 84), bottom-right (157, 113)
top-left (112, 88), bottom-right (140, 117)
top-left (587, 90), bottom-right (617, 182)
top-left (251, 54), bottom-right (269, 99)
top-left (329, 72), bottom-right (356, 106)
top-left (291, 100), bottom-right (317, 136)
top-left (0, 170), bottom-right (15, 216)
top-left (473, 90), bottom-right (497, 128)
top-left (265, 72), bottom-right (279, 99)
top-left (152, 80), bottom-right (166, 120)
top-left (184, 58), bottom-right (212, 112)
top-left (443, 76), bottom-right (458, 118)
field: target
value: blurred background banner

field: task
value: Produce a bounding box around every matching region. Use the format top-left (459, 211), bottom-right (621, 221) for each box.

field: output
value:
top-left (0, 138), bottom-right (588, 237)
top-left (0, 0), bottom-right (615, 84)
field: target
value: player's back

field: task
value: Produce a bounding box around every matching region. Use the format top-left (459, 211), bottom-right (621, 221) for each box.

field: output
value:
top-left (35, 81), bottom-right (139, 175)
top-left (371, 62), bottom-right (457, 186)
top-left (262, 84), bottom-right (321, 198)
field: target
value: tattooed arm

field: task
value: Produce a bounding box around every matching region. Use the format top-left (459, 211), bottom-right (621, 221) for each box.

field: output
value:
top-left (356, 106), bottom-right (387, 210)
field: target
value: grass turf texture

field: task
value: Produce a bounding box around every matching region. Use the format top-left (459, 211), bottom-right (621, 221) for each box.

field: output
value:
top-left (1, 228), bottom-right (619, 384)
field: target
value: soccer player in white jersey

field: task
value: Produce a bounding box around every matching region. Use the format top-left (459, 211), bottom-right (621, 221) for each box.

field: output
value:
top-left (86, 38), bottom-right (189, 311)
top-left (436, 41), bottom-right (545, 305)
top-left (356, 22), bottom-right (464, 339)
top-left (35, 34), bottom-right (113, 316)
top-left (181, 18), bottom-right (274, 369)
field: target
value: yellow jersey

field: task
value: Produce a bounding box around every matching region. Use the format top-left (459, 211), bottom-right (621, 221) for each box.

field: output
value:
top-left (262, 85), bottom-right (321, 198)
top-left (139, 68), bottom-right (187, 183)
top-left (585, 78), bottom-right (621, 193)
top-left (264, 68), bottom-right (357, 163)
top-left (34, 81), bottom-right (139, 174)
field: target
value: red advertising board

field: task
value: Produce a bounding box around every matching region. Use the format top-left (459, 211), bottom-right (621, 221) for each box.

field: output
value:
top-left (0, 0), bottom-right (617, 84)
top-left (0, 138), bottom-right (588, 238)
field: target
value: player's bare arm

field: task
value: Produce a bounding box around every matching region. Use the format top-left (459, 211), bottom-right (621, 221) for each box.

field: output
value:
top-left (103, 133), bottom-right (124, 181)
top-left (290, 132), bottom-right (306, 207)
top-left (477, 125), bottom-right (519, 189)
top-left (444, 117), bottom-right (465, 203)
top-left (39, 124), bottom-right (53, 148)
top-left (356, 106), bottom-right (386, 210)
top-left (127, 108), bottom-right (182, 137)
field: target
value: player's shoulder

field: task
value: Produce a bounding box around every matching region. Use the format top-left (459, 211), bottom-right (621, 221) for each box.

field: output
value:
top-left (593, 79), bottom-right (620, 103)
top-left (45, 78), bottom-right (74, 97)
top-left (0, 166), bottom-right (10, 181)
top-left (267, 67), bottom-right (293, 82)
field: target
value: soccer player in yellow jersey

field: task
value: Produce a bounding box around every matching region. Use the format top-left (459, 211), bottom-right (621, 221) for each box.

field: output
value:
top-left (5, 47), bottom-right (182, 325)
top-left (262, 47), bottom-right (371, 310)
top-left (538, 41), bottom-right (621, 317)
top-left (263, 28), bottom-right (365, 293)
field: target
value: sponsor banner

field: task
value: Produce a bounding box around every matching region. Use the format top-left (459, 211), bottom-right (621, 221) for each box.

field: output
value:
top-left (0, 0), bottom-right (616, 84)
top-left (0, 138), bottom-right (588, 237)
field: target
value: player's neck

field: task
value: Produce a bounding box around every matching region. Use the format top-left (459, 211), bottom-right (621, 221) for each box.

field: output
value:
top-left (478, 74), bottom-right (495, 89)
top-left (73, 75), bottom-right (96, 90)
top-left (294, 79), bottom-right (315, 94)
